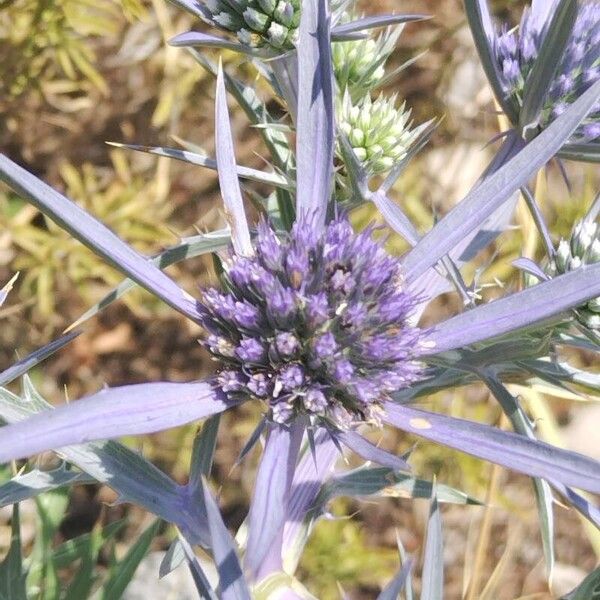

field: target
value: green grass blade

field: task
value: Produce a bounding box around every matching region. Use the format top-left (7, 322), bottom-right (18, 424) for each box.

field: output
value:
top-left (100, 520), bottom-right (161, 600)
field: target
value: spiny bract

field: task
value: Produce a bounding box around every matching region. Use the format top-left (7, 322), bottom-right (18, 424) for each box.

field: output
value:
top-left (198, 217), bottom-right (425, 426)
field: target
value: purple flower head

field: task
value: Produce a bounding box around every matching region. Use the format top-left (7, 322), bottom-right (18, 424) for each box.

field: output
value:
top-left (199, 216), bottom-right (424, 426)
top-left (492, 1), bottom-right (600, 140)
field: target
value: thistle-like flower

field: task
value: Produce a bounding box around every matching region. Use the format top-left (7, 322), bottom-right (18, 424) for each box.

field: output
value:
top-left (203, 0), bottom-right (300, 49)
top-left (493, 1), bottom-right (600, 141)
top-left (338, 93), bottom-right (423, 174)
top-left (548, 218), bottom-right (600, 329)
top-left (2, 1), bottom-right (600, 595)
top-left (199, 217), bottom-right (424, 425)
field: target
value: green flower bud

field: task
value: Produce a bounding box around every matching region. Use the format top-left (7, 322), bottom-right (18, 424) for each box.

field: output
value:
top-left (337, 92), bottom-right (423, 175)
top-left (332, 27), bottom-right (400, 98)
top-left (548, 218), bottom-right (600, 330)
top-left (206, 0), bottom-right (301, 50)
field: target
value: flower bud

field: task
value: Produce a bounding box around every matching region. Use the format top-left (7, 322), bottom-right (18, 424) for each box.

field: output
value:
top-left (338, 92), bottom-right (424, 174)
top-left (548, 218), bottom-right (600, 330)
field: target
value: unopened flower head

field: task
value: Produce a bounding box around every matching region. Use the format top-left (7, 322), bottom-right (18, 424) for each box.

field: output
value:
top-left (548, 218), bottom-right (600, 329)
top-left (332, 28), bottom-right (398, 97)
top-left (339, 92), bottom-right (422, 174)
top-left (205, 0), bottom-right (301, 50)
top-left (198, 217), bottom-right (424, 426)
top-left (494, 1), bottom-right (600, 140)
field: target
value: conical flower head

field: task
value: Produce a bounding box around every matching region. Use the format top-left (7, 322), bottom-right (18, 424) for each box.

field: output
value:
top-left (332, 28), bottom-right (398, 97)
top-left (338, 93), bottom-right (422, 174)
top-left (548, 218), bottom-right (600, 329)
top-left (198, 217), bottom-right (424, 426)
top-left (206, 0), bottom-right (301, 50)
top-left (494, 1), bottom-right (600, 141)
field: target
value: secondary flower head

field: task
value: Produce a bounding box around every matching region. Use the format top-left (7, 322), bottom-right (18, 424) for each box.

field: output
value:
top-left (548, 217), bottom-right (600, 329)
top-left (338, 92), bottom-right (422, 174)
top-left (493, 1), bottom-right (600, 141)
top-left (198, 216), bottom-right (424, 426)
top-left (332, 28), bottom-right (397, 97)
top-left (205, 0), bottom-right (301, 50)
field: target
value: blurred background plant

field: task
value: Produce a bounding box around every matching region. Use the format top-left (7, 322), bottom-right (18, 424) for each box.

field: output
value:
top-left (0, 0), bottom-right (145, 102)
top-left (1, 0), bottom-right (599, 598)
top-left (0, 150), bottom-right (175, 327)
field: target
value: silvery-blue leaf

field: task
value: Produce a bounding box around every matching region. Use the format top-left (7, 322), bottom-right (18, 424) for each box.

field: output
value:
top-left (190, 50), bottom-right (293, 168)
top-left (426, 263), bottom-right (600, 353)
top-left (245, 421), bottom-right (304, 575)
top-left (371, 190), bottom-right (420, 246)
top-left (519, 185), bottom-right (555, 258)
top-left (189, 414), bottom-right (221, 495)
top-left (0, 381), bottom-right (234, 464)
top-left (0, 273), bottom-right (17, 308)
top-left (559, 142), bottom-right (600, 162)
top-left (321, 466), bottom-right (482, 505)
top-left (215, 63), bottom-right (254, 256)
top-left (421, 485), bottom-right (444, 600)
top-left (403, 79), bottom-right (600, 281)
top-left (377, 558), bottom-right (413, 600)
top-left (112, 143), bottom-right (292, 189)
top-left (235, 417), bottom-right (267, 466)
top-left (0, 331), bottom-right (80, 387)
top-left (170, 31), bottom-right (269, 57)
top-left (159, 539), bottom-right (186, 579)
top-left (522, 359), bottom-right (600, 394)
top-left (333, 429), bottom-right (411, 472)
top-left (165, 0), bottom-right (211, 20)
top-left (530, 0), bottom-right (561, 30)
top-left (0, 466), bottom-right (93, 508)
top-left (280, 428), bottom-right (339, 573)
top-left (0, 154), bottom-right (202, 323)
top-left (512, 257), bottom-right (549, 281)
top-left (0, 382), bottom-right (209, 546)
top-left (296, 0), bottom-right (334, 229)
top-left (67, 229), bottom-right (230, 331)
top-left (481, 372), bottom-right (555, 581)
top-left (177, 534), bottom-right (220, 600)
top-left (383, 401), bottom-right (600, 493)
top-left (550, 482), bottom-right (600, 529)
top-left (201, 478), bottom-right (251, 599)
top-left (271, 55), bottom-right (299, 119)
top-left (412, 193), bottom-right (518, 314)
top-left (331, 14), bottom-right (428, 36)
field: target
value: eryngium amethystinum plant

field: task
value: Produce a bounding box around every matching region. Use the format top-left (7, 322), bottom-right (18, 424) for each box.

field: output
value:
top-left (465, 0), bottom-right (600, 161)
top-left (1, 0), bottom-right (600, 596)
